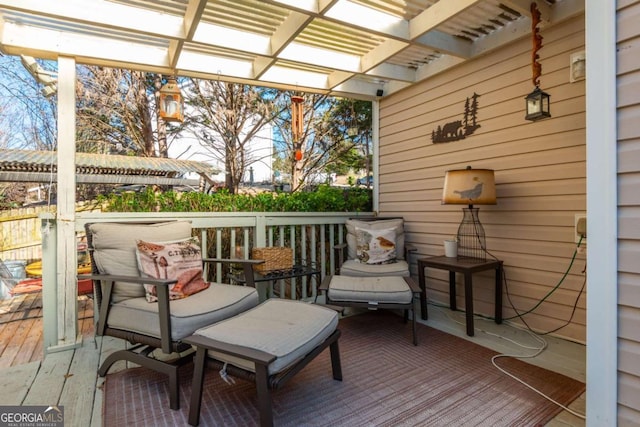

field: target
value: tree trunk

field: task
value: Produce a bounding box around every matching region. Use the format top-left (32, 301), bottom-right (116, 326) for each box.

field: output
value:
top-left (225, 144), bottom-right (235, 194)
top-left (292, 158), bottom-right (303, 192)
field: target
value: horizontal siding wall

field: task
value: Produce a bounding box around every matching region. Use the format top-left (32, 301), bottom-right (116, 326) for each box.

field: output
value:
top-left (379, 15), bottom-right (586, 343)
top-left (617, 0), bottom-right (640, 423)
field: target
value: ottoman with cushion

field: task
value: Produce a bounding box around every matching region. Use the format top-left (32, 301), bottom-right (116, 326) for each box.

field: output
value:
top-left (184, 299), bottom-right (342, 427)
top-left (320, 275), bottom-right (421, 345)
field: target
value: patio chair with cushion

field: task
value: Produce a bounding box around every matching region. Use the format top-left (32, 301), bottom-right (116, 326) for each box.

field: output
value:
top-left (81, 221), bottom-right (262, 410)
top-left (322, 217), bottom-right (422, 345)
top-left (335, 217), bottom-right (416, 277)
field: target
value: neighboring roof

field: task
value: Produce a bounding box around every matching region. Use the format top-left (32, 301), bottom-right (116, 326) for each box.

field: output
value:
top-left (0, 149), bottom-right (220, 186)
top-left (0, 0), bottom-right (584, 100)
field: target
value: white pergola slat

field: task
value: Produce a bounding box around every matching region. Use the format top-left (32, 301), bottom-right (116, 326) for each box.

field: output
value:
top-left (0, 0), bottom-right (584, 99)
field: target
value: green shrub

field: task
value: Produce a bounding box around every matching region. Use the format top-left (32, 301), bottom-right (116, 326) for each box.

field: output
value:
top-left (98, 185), bottom-right (372, 213)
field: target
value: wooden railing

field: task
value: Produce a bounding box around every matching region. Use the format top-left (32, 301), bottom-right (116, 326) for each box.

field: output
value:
top-left (39, 211), bottom-right (373, 352)
top-left (72, 211), bottom-right (374, 300)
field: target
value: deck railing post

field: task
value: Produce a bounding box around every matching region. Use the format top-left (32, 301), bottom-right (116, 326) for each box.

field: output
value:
top-left (40, 213), bottom-right (58, 353)
top-left (255, 215), bottom-right (267, 247)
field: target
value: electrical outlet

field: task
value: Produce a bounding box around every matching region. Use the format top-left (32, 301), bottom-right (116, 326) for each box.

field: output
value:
top-left (575, 213), bottom-right (587, 243)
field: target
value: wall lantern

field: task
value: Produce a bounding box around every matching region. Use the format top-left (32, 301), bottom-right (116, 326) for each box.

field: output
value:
top-left (158, 77), bottom-right (184, 123)
top-left (525, 86), bottom-right (551, 121)
top-left (525, 3), bottom-right (550, 122)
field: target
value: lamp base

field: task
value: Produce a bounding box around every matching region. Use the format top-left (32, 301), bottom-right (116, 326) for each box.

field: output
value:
top-left (456, 207), bottom-right (487, 261)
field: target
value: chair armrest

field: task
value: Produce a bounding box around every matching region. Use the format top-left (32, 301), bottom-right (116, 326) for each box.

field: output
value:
top-left (78, 274), bottom-right (177, 352)
top-left (404, 277), bottom-right (422, 294)
top-left (78, 273), bottom-right (177, 287)
top-left (405, 244), bottom-right (417, 263)
top-left (318, 275), bottom-right (332, 292)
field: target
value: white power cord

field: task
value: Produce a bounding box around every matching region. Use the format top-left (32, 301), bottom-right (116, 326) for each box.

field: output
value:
top-left (430, 304), bottom-right (586, 420)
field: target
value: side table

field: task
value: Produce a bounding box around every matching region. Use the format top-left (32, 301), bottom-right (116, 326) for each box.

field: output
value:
top-left (229, 263), bottom-right (321, 302)
top-left (417, 255), bottom-right (503, 336)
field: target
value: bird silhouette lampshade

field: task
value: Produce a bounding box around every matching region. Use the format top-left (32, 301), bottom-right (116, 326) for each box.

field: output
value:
top-left (442, 167), bottom-right (496, 261)
top-left (442, 168), bottom-right (496, 206)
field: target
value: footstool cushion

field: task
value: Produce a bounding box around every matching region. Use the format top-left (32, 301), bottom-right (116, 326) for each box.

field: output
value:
top-left (193, 299), bottom-right (338, 374)
top-left (328, 275), bottom-right (412, 304)
top-left (320, 275), bottom-right (420, 345)
top-left (184, 299), bottom-right (342, 427)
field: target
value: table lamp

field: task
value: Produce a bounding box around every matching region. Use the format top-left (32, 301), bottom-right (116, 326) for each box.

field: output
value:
top-left (442, 166), bottom-right (496, 261)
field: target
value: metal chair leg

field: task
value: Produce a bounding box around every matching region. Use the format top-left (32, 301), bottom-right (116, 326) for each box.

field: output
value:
top-left (188, 348), bottom-right (207, 426)
top-left (255, 363), bottom-right (274, 427)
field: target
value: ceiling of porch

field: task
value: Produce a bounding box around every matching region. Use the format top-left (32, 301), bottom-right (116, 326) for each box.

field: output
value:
top-left (0, 0), bottom-right (583, 100)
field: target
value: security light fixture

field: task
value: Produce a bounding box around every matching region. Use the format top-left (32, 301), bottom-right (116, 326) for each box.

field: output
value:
top-left (20, 55), bottom-right (58, 98)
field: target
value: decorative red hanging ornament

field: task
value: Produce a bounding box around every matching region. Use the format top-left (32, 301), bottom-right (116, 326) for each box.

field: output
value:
top-left (291, 94), bottom-right (304, 145)
top-left (295, 149), bottom-right (303, 161)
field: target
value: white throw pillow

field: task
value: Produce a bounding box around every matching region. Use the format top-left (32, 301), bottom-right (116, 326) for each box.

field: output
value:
top-left (355, 227), bottom-right (397, 264)
top-left (345, 218), bottom-right (405, 261)
top-left (136, 237), bottom-right (209, 302)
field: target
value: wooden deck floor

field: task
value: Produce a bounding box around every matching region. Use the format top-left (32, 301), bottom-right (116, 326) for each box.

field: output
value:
top-left (0, 292), bottom-right (104, 427)
top-left (0, 294), bottom-right (586, 427)
top-left (0, 292), bottom-right (94, 368)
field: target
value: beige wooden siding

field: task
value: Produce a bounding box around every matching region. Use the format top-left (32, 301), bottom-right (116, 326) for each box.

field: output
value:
top-left (617, 0), bottom-right (640, 423)
top-left (379, 15), bottom-right (587, 343)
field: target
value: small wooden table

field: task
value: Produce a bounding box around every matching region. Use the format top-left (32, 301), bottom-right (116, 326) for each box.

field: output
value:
top-left (417, 255), bottom-right (503, 336)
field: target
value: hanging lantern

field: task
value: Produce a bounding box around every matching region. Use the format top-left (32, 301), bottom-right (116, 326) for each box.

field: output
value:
top-left (158, 77), bottom-right (184, 123)
top-left (525, 86), bottom-right (551, 121)
top-left (525, 3), bottom-right (551, 122)
top-left (295, 149), bottom-right (303, 161)
top-left (291, 94), bottom-right (304, 143)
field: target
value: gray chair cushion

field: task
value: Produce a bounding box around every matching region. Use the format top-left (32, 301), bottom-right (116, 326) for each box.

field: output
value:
top-left (107, 283), bottom-right (259, 340)
top-left (89, 221), bottom-right (192, 302)
top-left (194, 299), bottom-right (338, 375)
top-left (339, 259), bottom-right (410, 277)
top-left (328, 275), bottom-right (412, 304)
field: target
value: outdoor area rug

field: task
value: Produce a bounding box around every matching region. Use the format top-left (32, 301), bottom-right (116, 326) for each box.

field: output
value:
top-left (103, 311), bottom-right (585, 426)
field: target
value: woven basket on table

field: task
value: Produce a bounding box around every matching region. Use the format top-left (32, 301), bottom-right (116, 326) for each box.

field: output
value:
top-left (251, 247), bottom-right (293, 273)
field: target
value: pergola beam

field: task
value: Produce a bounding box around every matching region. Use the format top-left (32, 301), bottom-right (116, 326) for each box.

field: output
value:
top-left (0, 0), bottom-right (584, 99)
